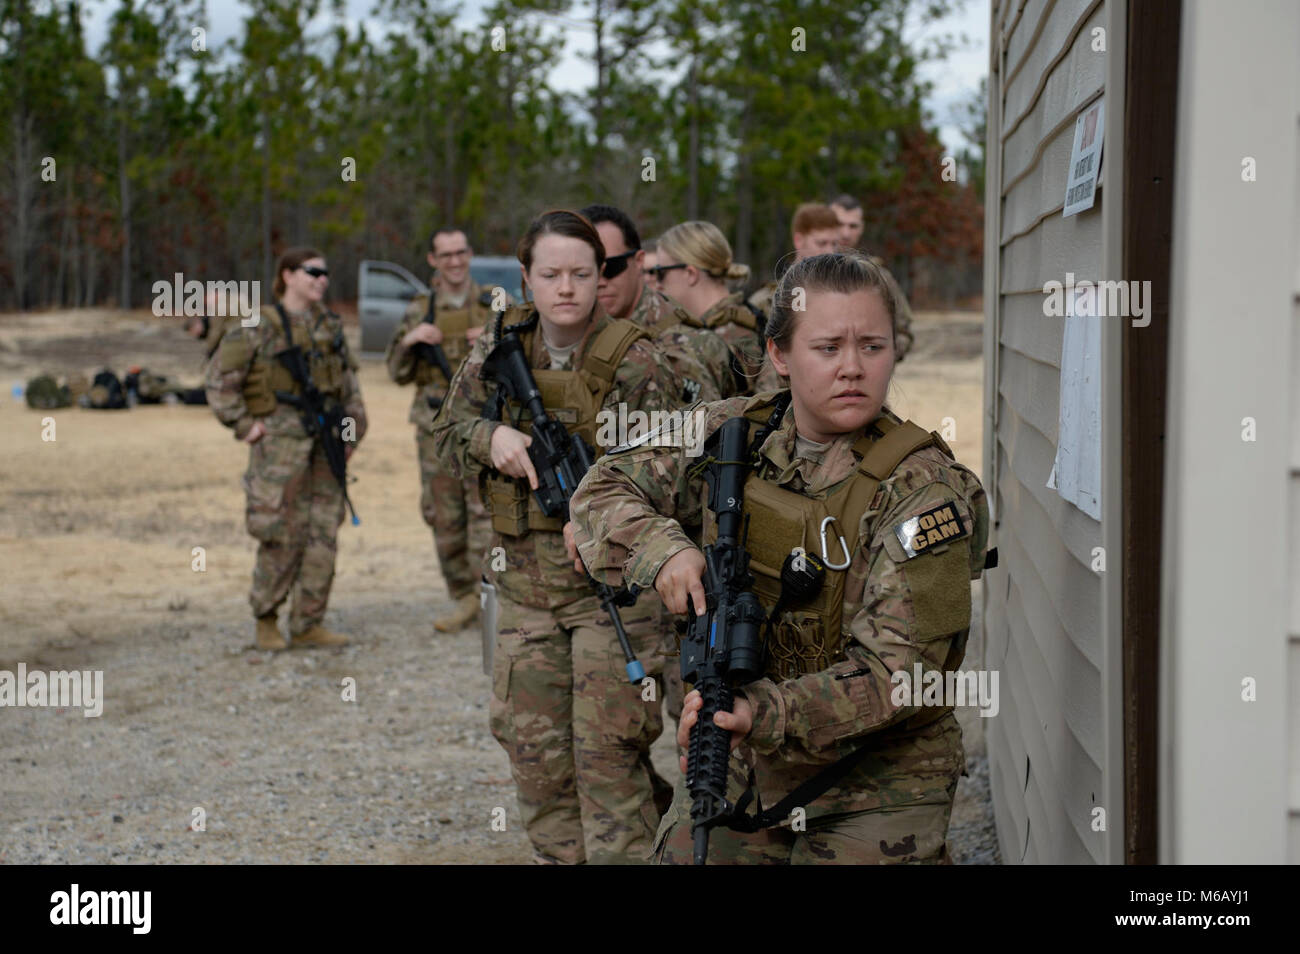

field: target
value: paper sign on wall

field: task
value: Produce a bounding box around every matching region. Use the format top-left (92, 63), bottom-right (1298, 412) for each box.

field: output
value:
top-left (1047, 283), bottom-right (1102, 519)
top-left (1063, 98), bottom-right (1104, 217)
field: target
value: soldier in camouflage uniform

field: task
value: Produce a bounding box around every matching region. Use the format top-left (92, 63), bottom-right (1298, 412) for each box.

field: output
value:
top-left (571, 251), bottom-right (989, 864)
top-left (581, 204), bottom-right (737, 404)
top-left (431, 210), bottom-right (680, 864)
top-left (206, 247), bottom-right (368, 651)
top-left (831, 194), bottom-right (915, 359)
top-left (386, 227), bottom-right (511, 633)
top-left (746, 203), bottom-right (840, 319)
top-left (654, 220), bottom-right (768, 393)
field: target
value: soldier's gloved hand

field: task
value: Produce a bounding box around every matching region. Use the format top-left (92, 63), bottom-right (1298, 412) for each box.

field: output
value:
top-left (654, 547), bottom-right (707, 616)
top-left (490, 425), bottom-right (538, 490)
top-left (403, 323), bottom-right (443, 348)
top-left (677, 689), bottom-right (753, 775)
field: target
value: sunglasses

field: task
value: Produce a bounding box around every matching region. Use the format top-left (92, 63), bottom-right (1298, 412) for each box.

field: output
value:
top-left (647, 263), bottom-right (688, 282)
top-left (298, 265), bottom-right (329, 279)
top-left (602, 250), bottom-right (638, 279)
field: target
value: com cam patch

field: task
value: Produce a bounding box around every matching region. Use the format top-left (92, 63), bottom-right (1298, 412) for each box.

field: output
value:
top-left (892, 502), bottom-right (969, 559)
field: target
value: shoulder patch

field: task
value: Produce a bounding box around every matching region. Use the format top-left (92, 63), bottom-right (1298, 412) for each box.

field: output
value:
top-left (892, 502), bottom-right (969, 559)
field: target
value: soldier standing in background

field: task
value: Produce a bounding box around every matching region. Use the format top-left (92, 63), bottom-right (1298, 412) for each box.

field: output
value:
top-left (830, 194), bottom-right (914, 360)
top-left (206, 247), bottom-right (367, 651)
top-left (432, 210), bottom-right (679, 864)
top-left (580, 203), bottom-right (736, 404)
top-left (746, 202), bottom-right (842, 319)
top-left (571, 251), bottom-right (989, 864)
top-left (386, 227), bottom-right (510, 634)
top-left (652, 220), bottom-right (767, 393)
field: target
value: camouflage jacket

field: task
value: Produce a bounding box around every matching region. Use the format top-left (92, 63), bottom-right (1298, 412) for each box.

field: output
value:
top-left (570, 392), bottom-right (989, 817)
top-left (431, 304), bottom-right (679, 610)
top-left (696, 291), bottom-right (767, 393)
top-left (205, 302), bottom-right (367, 444)
top-left (386, 279), bottom-right (508, 432)
top-left (623, 284), bottom-right (724, 403)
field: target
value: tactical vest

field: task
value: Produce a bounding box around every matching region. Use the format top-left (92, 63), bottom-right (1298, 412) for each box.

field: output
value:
top-left (702, 298), bottom-right (760, 333)
top-left (652, 306), bottom-right (715, 402)
top-left (239, 304), bottom-right (351, 416)
top-left (483, 316), bottom-right (648, 537)
top-left (413, 289), bottom-right (495, 386)
top-left (704, 395), bottom-right (943, 682)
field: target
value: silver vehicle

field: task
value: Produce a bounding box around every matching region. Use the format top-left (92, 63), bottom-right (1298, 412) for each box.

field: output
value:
top-left (357, 256), bottom-right (526, 354)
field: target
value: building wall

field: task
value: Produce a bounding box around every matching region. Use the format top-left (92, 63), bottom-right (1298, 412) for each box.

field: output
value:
top-left (1159, 0), bottom-right (1298, 864)
top-left (983, 0), bottom-right (1125, 864)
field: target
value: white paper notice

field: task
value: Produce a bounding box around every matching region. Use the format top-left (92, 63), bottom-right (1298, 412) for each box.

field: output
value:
top-left (1063, 98), bottom-right (1104, 217)
top-left (1052, 284), bottom-right (1102, 519)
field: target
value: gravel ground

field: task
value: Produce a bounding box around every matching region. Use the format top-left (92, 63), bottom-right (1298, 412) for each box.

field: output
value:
top-left (1, 307), bottom-right (999, 865)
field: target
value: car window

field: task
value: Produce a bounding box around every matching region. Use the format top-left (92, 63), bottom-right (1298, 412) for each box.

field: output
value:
top-left (367, 267), bottom-right (420, 301)
top-left (470, 263), bottom-right (526, 301)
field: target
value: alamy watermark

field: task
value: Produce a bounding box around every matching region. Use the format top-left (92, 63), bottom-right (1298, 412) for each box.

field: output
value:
top-left (1042, 272), bottom-right (1151, 327)
top-left (50, 884), bottom-right (150, 933)
top-left (595, 404), bottom-right (710, 457)
top-left (0, 664), bottom-right (103, 717)
top-left (152, 273), bottom-right (260, 326)
top-left (890, 663), bottom-right (999, 718)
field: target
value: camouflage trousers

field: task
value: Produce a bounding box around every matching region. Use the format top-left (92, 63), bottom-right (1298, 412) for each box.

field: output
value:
top-left (490, 593), bottom-right (667, 864)
top-left (416, 428), bottom-right (489, 600)
top-left (243, 434), bottom-right (343, 636)
top-left (653, 775), bottom-right (958, 865)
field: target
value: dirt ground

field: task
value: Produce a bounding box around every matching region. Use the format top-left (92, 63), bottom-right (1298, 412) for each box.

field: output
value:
top-left (0, 307), bottom-right (997, 865)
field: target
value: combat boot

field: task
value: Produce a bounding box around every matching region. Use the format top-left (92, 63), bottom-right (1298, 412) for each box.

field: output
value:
top-left (256, 613), bottom-right (287, 651)
top-left (434, 593), bottom-right (480, 633)
top-left (293, 624), bottom-right (349, 648)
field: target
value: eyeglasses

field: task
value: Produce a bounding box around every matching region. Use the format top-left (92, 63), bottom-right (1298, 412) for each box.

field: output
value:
top-left (602, 250), bottom-right (638, 280)
top-left (647, 263), bottom-right (688, 282)
top-left (435, 249), bottom-right (470, 261)
top-left (298, 265), bottom-right (329, 279)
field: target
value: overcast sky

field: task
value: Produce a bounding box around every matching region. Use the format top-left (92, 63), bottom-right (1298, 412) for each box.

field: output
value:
top-left (80, 0), bottom-right (988, 154)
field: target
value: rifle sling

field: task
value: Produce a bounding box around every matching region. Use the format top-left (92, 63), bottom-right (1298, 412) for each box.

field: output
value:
top-left (725, 740), bottom-right (880, 834)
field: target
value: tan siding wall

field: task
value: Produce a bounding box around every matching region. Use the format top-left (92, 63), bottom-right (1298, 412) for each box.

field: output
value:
top-left (985, 0), bottom-right (1114, 864)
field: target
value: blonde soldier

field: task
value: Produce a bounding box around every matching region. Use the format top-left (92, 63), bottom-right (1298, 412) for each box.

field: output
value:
top-left (653, 221), bottom-right (766, 393)
top-left (432, 210), bottom-right (679, 864)
top-left (387, 227), bottom-right (511, 633)
top-left (830, 194), bottom-right (914, 360)
top-left (206, 247), bottom-right (367, 650)
top-left (581, 204), bottom-right (737, 404)
top-left (571, 252), bottom-right (989, 865)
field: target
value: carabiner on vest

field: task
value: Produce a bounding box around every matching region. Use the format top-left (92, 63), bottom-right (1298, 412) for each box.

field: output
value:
top-left (819, 515), bottom-right (852, 570)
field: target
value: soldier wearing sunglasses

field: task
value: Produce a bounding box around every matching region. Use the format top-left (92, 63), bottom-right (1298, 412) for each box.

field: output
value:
top-left (653, 220), bottom-right (767, 394)
top-left (580, 204), bottom-right (738, 405)
top-left (206, 247), bottom-right (368, 651)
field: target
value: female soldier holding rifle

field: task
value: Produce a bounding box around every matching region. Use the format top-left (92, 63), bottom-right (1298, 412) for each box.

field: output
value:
top-left (571, 251), bottom-right (990, 864)
top-left (432, 210), bottom-right (679, 864)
